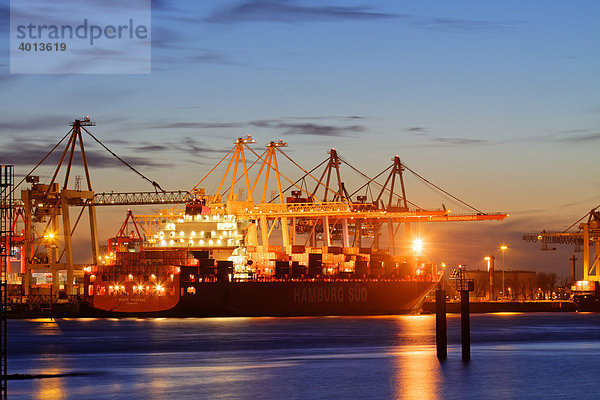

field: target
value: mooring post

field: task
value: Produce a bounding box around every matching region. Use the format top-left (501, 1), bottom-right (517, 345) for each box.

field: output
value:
top-left (460, 289), bottom-right (470, 361)
top-left (436, 287), bottom-right (447, 360)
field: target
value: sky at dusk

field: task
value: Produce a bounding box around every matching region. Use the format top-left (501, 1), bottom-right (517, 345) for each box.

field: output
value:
top-left (1, 1), bottom-right (599, 277)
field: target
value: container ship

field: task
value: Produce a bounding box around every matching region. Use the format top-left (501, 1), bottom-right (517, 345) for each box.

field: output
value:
top-left (83, 204), bottom-right (441, 317)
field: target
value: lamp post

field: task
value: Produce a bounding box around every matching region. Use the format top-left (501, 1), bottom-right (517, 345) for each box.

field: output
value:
top-left (485, 256), bottom-right (494, 301)
top-left (500, 245), bottom-right (508, 300)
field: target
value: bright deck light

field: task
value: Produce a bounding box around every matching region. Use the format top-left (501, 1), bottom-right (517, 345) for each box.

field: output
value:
top-left (412, 239), bottom-right (424, 255)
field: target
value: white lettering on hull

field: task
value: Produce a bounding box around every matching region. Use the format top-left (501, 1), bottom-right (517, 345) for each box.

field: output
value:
top-left (293, 286), bottom-right (367, 303)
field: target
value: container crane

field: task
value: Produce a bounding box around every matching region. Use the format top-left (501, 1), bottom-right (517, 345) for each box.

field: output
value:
top-left (523, 207), bottom-right (600, 285)
top-left (16, 118), bottom-right (195, 297)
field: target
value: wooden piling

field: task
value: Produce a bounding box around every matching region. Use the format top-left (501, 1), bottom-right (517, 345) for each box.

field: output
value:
top-left (460, 289), bottom-right (470, 361)
top-left (435, 288), bottom-right (447, 360)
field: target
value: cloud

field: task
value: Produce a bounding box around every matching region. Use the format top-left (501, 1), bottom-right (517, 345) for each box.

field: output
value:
top-left (285, 115), bottom-right (364, 120)
top-left (207, 0), bottom-right (394, 23)
top-left (130, 144), bottom-right (170, 152)
top-left (148, 116), bottom-right (365, 137)
top-left (412, 17), bottom-right (509, 33)
top-left (205, 0), bottom-right (511, 33)
top-left (78, 150), bottom-right (166, 168)
top-left (151, 26), bottom-right (184, 50)
top-left (112, 137), bottom-right (229, 166)
top-left (151, 122), bottom-right (244, 129)
top-left (152, 0), bottom-right (172, 11)
top-left (151, 23), bottom-right (244, 67)
top-left (405, 126), bottom-right (429, 135)
top-left (187, 50), bottom-right (246, 66)
top-left (558, 193), bottom-right (600, 210)
top-left (171, 137), bottom-right (229, 156)
top-left (250, 120), bottom-right (363, 136)
top-left (0, 116), bottom-right (72, 133)
top-left (0, 136), bottom-right (166, 169)
top-left (554, 132), bottom-right (600, 143)
top-left (431, 137), bottom-right (488, 145)
top-left (0, 122), bottom-right (232, 168)
top-left (402, 126), bottom-right (488, 147)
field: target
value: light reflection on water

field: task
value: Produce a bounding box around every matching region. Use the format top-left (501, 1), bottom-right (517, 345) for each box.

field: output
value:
top-left (8, 313), bottom-right (600, 399)
top-left (393, 346), bottom-right (440, 400)
top-left (35, 365), bottom-right (65, 400)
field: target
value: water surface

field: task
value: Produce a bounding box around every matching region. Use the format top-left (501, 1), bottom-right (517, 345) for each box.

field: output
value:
top-left (8, 313), bottom-right (600, 399)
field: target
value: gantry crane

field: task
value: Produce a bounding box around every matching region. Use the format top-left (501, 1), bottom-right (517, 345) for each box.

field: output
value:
top-left (523, 207), bottom-right (600, 284)
top-left (184, 136), bottom-right (508, 254)
top-left (16, 118), bottom-right (196, 297)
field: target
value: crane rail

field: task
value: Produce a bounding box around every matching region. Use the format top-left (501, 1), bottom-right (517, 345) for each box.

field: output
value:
top-left (523, 232), bottom-right (600, 245)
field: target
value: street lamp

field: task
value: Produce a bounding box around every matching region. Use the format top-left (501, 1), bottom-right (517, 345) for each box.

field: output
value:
top-left (500, 245), bottom-right (508, 300)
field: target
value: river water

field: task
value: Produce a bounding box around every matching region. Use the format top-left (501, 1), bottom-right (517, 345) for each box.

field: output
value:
top-left (7, 313), bottom-right (600, 399)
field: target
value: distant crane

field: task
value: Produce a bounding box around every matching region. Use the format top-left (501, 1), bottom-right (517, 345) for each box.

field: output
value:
top-left (523, 207), bottom-right (600, 284)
